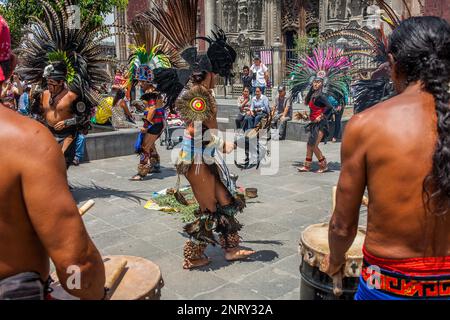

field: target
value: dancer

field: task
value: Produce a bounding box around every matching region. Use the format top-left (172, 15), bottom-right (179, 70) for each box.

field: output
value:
top-left (148, 0), bottom-right (255, 269)
top-left (320, 0), bottom-right (421, 113)
top-left (323, 16), bottom-right (450, 300)
top-left (127, 45), bottom-right (171, 180)
top-left (16, 0), bottom-right (112, 168)
top-left (290, 48), bottom-right (351, 173)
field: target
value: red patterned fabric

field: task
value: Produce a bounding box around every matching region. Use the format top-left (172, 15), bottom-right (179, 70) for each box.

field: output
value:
top-left (363, 246), bottom-right (450, 276)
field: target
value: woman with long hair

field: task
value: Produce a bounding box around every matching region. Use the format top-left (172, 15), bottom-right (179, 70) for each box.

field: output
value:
top-left (290, 47), bottom-right (351, 173)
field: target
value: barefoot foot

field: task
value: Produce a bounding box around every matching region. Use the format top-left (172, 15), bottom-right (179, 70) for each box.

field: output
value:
top-left (183, 257), bottom-right (210, 270)
top-left (225, 247), bottom-right (256, 261)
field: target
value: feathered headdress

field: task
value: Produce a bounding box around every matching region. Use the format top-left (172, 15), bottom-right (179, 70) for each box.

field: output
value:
top-left (319, 0), bottom-right (422, 113)
top-left (127, 45), bottom-right (171, 85)
top-left (290, 47), bottom-right (352, 103)
top-left (16, 0), bottom-right (122, 125)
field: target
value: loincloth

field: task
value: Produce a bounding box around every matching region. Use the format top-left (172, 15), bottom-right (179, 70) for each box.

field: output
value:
top-left (355, 246), bottom-right (450, 300)
top-left (0, 272), bottom-right (53, 300)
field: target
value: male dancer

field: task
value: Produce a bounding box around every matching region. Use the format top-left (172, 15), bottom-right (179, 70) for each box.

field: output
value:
top-left (0, 15), bottom-right (105, 300)
top-left (323, 17), bottom-right (450, 300)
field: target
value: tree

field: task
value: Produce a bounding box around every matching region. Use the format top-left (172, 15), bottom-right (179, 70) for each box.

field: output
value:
top-left (0, 0), bottom-right (128, 47)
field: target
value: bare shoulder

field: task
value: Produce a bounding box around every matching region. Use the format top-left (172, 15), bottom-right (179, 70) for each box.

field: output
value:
top-left (0, 107), bottom-right (59, 157)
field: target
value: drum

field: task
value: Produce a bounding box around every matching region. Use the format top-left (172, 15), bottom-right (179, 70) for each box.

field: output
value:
top-left (50, 255), bottom-right (164, 300)
top-left (299, 223), bottom-right (366, 300)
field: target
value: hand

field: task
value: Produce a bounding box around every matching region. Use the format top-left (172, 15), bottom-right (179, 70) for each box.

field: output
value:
top-left (223, 141), bottom-right (236, 154)
top-left (320, 254), bottom-right (344, 278)
top-left (140, 127), bottom-right (147, 133)
top-left (53, 121), bottom-right (66, 131)
top-left (336, 106), bottom-right (342, 112)
top-left (314, 115), bottom-right (323, 123)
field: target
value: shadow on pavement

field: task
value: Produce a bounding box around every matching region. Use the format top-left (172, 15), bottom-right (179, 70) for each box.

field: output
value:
top-left (71, 182), bottom-right (147, 204)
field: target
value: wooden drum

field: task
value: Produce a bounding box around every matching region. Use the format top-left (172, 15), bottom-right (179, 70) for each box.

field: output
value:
top-left (299, 223), bottom-right (366, 300)
top-left (50, 255), bottom-right (164, 300)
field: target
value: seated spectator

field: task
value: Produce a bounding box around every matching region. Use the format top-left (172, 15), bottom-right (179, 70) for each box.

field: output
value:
top-left (243, 87), bottom-right (270, 130)
top-left (111, 89), bottom-right (136, 129)
top-left (236, 87), bottom-right (251, 131)
top-left (92, 96), bottom-right (113, 126)
top-left (1, 79), bottom-right (18, 110)
top-left (271, 86), bottom-right (292, 140)
top-left (18, 85), bottom-right (31, 116)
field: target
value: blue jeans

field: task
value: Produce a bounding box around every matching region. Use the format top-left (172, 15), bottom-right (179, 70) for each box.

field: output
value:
top-left (254, 113), bottom-right (267, 127)
top-left (75, 134), bottom-right (86, 161)
top-left (243, 115), bottom-right (254, 132)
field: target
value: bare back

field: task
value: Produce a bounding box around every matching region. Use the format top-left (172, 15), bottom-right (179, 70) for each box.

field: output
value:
top-left (338, 84), bottom-right (450, 259)
top-left (0, 107), bottom-right (49, 279)
top-left (0, 106), bottom-right (105, 299)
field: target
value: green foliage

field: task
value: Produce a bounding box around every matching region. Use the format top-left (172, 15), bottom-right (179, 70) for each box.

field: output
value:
top-left (294, 27), bottom-right (319, 55)
top-left (0, 0), bottom-right (128, 48)
top-left (153, 190), bottom-right (199, 223)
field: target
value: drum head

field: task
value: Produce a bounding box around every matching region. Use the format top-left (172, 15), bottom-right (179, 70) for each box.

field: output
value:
top-left (50, 255), bottom-right (162, 300)
top-left (301, 223), bottom-right (365, 258)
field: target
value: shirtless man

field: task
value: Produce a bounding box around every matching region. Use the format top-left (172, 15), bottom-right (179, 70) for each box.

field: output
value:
top-left (39, 62), bottom-right (81, 168)
top-left (0, 16), bottom-right (105, 300)
top-left (323, 17), bottom-right (450, 300)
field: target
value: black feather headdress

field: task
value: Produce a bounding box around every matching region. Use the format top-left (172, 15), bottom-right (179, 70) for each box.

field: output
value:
top-left (16, 0), bottom-right (122, 124)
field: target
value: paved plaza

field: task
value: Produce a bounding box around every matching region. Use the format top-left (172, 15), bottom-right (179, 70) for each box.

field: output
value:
top-left (69, 139), bottom-right (367, 300)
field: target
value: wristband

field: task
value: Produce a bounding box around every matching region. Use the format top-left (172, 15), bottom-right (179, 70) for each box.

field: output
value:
top-left (64, 118), bottom-right (77, 127)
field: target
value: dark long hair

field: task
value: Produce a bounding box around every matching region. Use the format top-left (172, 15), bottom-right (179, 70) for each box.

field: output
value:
top-left (388, 16), bottom-right (450, 255)
top-left (112, 89), bottom-right (126, 107)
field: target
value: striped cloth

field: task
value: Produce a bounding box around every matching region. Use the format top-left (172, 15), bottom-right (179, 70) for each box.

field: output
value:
top-left (260, 50), bottom-right (272, 65)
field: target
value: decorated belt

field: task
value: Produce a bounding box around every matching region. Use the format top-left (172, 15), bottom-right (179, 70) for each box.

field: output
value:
top-left (362, 260), bottom-right (450, 298)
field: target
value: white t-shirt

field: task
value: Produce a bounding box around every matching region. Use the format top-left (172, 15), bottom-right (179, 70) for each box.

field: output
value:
top-left (250, 63), bottom-right (268, 87)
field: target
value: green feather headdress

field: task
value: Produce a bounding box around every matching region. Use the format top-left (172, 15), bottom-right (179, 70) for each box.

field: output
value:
top-left (47, 50), bottom-right (76, 84)
top-left (127, 44), bottom-right (171, 85)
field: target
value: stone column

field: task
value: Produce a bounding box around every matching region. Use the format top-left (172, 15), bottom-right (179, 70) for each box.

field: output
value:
top-left (204, 0), bottom-right (217, 37)
top-left (272, 42), bottom-right (283, 88)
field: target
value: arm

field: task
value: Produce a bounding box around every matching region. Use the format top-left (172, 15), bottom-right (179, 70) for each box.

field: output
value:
top-left (282, 98), bottom-right (292, 118)
top-left (120, 100), bottom-right (133, 119)
top-left (263, 65), bottom-right (269, 83)
top-left (21, 125), bottom-right (105, 299)
top-left (145, 106), bottom-right (156, 123)
top-left (326, 117), bottom-right (367, 274)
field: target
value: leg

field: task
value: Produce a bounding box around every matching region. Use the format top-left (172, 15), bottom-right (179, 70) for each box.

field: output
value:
top-left (333, 111), bottom-right (343, 141)
top-left (213, 178), bottom-right (255, 261)
top-left (131, 134), bottom-right (153, 180)
top-left (182, 164), bottom-right (219, 269)
top-left (298, 144), bottom-right (314, 172)
top-left (313, 130), bottom-right (328, 173)
top-left (278, 116), bottom-right (291, 140)
top-left (73, 134), bottom-right (85, 165)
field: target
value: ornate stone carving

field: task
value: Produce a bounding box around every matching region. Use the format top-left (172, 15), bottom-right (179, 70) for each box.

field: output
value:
top-left (248, 0), bottom-right (263, 30)
top-left (282, 0), bottom-right (320, 32)
top-left (238, 0), bottom-right (248, 31)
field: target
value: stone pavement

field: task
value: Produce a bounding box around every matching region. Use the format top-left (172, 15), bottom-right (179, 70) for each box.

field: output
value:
top-left (69, 139), bottom-right (367, 300)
